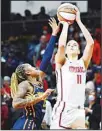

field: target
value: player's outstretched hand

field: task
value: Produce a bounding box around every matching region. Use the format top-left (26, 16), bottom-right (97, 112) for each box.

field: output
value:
top-left (49, 17), bottom-right (60, 35)
top-left (74, 6), bottom-right (81, 23)
top-left (42, 89), bottom-right (55, 100)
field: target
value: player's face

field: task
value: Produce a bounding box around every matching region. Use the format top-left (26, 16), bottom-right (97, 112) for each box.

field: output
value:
top-left (40, 35), bottom-right (47, 44)
top-left (3, 80), bottom-right (10, 86)
top-left (66, 40), bottom-right (80, 56)
top-left (25, 64), bottom-right (40, 77)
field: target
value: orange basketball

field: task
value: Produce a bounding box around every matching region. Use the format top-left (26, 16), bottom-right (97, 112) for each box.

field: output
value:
top-left (57, 3), bottom-right (76, 24)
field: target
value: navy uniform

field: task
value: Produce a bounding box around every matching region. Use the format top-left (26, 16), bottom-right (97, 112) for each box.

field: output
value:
top-left (12, 82), bottom-right (46, 130)
top-left (34, 84), bottom-right (46, 129)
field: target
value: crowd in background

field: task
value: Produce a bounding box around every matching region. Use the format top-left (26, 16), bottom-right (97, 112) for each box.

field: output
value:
top-left (10, 6), bottom-right (50, 21)
top-left (1, 6), bottom-right (101, 130)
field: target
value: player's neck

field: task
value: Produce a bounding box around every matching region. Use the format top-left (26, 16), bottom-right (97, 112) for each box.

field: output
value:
top-left (28, 76), bottom-right (37, 83)
top-left (68, 54), bottom-right (78, 61)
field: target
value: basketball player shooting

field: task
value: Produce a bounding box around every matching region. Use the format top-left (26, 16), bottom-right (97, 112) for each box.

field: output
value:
top-left (50, 6), bottom-right (94, 129)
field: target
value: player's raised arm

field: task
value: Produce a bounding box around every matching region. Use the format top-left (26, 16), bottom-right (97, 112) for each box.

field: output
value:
top-left (39, 18), bottom-right (60, 78)
top-left (55, 22), bottom-right (69, 68)
top-left (75, 7), bottom-right (94, 69)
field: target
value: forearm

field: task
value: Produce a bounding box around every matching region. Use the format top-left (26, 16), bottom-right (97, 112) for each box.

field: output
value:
top-left (58, 23), bottom-right (69, 47)
top-left (13, 95), bottom-right (43, 109)
top-left (77, 20), bottom-right (94, 45)
top-left (40, 35), bottom-right (57, 72)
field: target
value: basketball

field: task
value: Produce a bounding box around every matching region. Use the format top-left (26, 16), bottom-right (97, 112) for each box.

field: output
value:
top-left (57, 3), bottom-right (76, 24)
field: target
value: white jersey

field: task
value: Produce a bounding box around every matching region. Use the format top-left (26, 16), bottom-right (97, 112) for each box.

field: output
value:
top-left (56, 58), bottom-right (86, 108)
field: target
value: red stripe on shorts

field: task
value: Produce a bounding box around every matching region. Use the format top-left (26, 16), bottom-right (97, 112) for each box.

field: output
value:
top-left (59, 102), bottom-right (71, 129)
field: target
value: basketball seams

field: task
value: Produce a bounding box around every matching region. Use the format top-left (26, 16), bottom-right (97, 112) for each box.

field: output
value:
top-left (58, 8), bottom-right (76, 14)
top-left (57, 11), bottom-right (74, 23)
top-left (57, 3), bottom-right (76, 14)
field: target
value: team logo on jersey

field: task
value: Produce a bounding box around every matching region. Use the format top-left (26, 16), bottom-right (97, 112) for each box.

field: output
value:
top-left (69, 66), bottom-right (85, 73)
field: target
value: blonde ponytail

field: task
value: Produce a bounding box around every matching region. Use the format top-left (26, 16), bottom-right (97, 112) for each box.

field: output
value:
top-left (11, 73), bottom-right (18, 98)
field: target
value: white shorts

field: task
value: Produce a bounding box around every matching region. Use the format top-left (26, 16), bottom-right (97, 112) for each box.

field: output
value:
top-left (50, 101), bottom-right (86, 129)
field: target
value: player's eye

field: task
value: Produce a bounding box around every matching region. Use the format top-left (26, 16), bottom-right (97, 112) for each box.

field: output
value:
top-left (74, 44), bottom-right (77, 46)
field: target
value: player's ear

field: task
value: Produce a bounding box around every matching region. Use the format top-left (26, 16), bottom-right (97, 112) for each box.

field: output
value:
top-left (65, 54), bottom-right (68, 58)
top-left (25, 70), bottom-right (31, 75)
top-left (65, 47), bottom-right (68, 56)
top-left (78, 48), bottom-right (80, 54)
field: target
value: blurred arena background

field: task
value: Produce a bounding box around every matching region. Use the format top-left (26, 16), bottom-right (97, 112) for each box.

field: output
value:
top-left (1, 0), bottom-right (101, 130)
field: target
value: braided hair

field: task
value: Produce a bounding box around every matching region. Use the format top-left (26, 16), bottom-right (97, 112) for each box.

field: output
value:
top-left (11, 64), bottom-right (30, 98)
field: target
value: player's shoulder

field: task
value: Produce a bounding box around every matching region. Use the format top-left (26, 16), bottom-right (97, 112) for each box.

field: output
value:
top-left (19, 80), bottom-right (29, 85)
top-left (55, 58), bottom-right (69, 71)
top-left (79, 57), bottom-right (87, 69)
top-left (18, 80), bottom-right (29, 89)
top-left (55, 52), bottom-right (66, 65)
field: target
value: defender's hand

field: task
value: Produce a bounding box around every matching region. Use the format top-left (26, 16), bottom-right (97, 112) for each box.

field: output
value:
top-left (49, 17), bottom-right (60, 35)
top-left (41, 89), bottom-right (55, 100)
top-left (85, 107), bottom-right (93, 114)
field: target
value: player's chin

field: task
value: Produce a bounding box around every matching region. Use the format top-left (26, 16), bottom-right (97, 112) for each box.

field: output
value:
top-left (70, 52), bottom-right (78, 56)
top-left (70, 50), bottom-right (76, 54)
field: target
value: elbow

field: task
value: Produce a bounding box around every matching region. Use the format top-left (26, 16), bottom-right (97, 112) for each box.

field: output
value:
top-left (12, 102), bottom-right (20, 109)
top-left (91, 39), bottom-right (94, 45)
top-left (12, 103), bottom-right (17, 109)
top-left (88, 41), bottom-right (94, 47)
top-left (90, 39), bottom-right (94, 46)
top-left (87, 38), bottom-right (94, 46)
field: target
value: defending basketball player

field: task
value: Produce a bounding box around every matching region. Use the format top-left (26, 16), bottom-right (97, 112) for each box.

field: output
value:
top-left (11, 18), bottom-right (60, 130)
top-left (50, 6), bottom-right (94, 129)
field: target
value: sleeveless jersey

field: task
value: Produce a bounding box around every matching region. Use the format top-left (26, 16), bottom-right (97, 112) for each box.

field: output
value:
top-left (56, 59), bottom-right (86, 108)
top-left (23, 83), bottom-right (46, 129)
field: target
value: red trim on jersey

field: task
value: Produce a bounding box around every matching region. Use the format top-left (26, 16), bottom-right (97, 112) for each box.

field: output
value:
top-left (56, 70), bottom-right (58, 84)
top-left (59, 102), bottom-right (72, 129)
top-left (59, 69), bottom-right (72, 129)
top-left (60, 69), bottom-right (63, 101)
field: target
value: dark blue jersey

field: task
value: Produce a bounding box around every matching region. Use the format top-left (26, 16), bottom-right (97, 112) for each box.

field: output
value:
top-left (34, 86), bottom-right (46, 129)
top-left (12, 82), bottom-right (46, 130)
